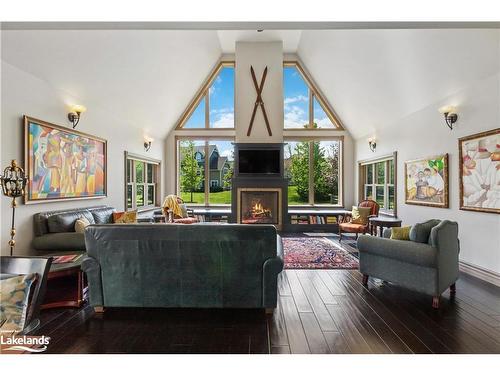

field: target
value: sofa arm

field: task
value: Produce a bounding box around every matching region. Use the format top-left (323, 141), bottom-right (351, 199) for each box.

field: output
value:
top-left (81, 256), bottom-right (104, 307)
top-left (429, 220), bottom-right (460, 291)
top-left (262, 257), bottom-right (284, 308)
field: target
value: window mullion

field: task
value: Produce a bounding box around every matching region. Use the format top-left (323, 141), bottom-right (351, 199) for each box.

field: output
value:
top-left (204, 140), bottom-right (209, 205)
top-left (309, 90), bottom-right (314, 129)
top-left (205, 92), bottom-right (210, 129)
top-left (308, 141), bottom-right (314, 205)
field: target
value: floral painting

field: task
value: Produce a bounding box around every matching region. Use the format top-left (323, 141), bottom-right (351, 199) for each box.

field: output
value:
top-left (459, 128), bottom-right (500, 214)
top-left (24, 116), bottom-right (107, 203)
top-left (405, 154), bottom-right (449, 208)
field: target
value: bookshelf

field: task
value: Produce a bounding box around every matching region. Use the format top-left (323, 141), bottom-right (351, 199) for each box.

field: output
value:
top-left (285, 209), bottom-right (350, 232)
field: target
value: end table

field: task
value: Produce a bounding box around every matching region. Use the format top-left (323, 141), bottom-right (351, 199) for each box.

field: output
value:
top-left (369, 216), bottom-right (402, 237)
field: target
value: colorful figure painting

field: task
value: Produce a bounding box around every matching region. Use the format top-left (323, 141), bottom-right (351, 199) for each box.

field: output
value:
top-left (459, 128), bottom-right (500, 214)
top-left (24, 116), bottom-right (107, 203)
top-left (405, 154), bottom-right (449, 208)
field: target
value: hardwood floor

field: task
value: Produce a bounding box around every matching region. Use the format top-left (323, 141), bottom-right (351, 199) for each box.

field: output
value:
top-left (37, 269), bottom-right (500, 354)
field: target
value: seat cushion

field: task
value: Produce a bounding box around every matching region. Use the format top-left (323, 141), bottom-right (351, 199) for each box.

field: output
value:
top-left (47, 210), bottom-right (95, 233)
top-left (410, 219), bottom-right (441, 243)
top-left (340, 222), bottom-right (366, 232)
top-left (32, 232), bottom-right (86, 251)
top-left (0, 273), bottom-right (37, 334)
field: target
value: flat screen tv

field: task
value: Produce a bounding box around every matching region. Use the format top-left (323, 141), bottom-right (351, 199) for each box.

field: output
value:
top-left (238, 149), bottom-right (280, 175)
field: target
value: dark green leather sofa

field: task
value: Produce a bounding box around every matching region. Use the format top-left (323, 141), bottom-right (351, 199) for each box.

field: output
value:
top-left (82, 223), bottom-right (283, 312)
top-left (32, 206), bottom-right (115, 252)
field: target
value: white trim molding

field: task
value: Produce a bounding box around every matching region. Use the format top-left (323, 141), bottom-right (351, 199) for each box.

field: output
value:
top-left (459, 261), bottom-right (500, 288)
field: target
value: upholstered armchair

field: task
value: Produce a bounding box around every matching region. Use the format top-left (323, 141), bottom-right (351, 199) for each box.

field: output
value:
top-left (339, 199), bottom-right (379, 242)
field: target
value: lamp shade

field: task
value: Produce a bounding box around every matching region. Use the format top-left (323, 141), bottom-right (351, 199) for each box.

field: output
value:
top-left (70, 104), bottom-right (87, 114)
top-left (438, 105), bottom-right (457, 115)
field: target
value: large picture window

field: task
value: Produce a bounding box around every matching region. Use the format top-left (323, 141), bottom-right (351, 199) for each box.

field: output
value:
top-left (125, 152), bottom-right (160, 211)
top-left (359, 153), bottom-right (397, 215)
top-left (284, 138), bottom-right (342, 206)
top-left (176, 62), bottom-right (235, 129)
top-left (177, 138), bottom-right (234, 205)
top-left (283, 62), bottom-right (343, 130)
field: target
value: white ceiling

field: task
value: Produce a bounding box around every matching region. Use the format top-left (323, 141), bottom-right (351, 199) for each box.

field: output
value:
top-left (298, 29), bottom-right (500, 139)
top-left (1, 30), bottom-right (222, 139)
top-left (1, 28), bottom-right (499, 140)
top-left (217, 30), bottom-right (302, 53)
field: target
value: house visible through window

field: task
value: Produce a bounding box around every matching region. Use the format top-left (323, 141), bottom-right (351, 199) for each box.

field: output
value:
top-left (177, 138), bottom-right (234, 205)
top-left (359, 153), bottom-right (397, 215)
top-left (125, 152), bottom-right (160, 211)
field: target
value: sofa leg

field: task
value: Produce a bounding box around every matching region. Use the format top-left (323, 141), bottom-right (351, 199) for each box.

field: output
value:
top-left (265, 308), bottom-right (274, 315)
top-left (94, 306), bottom-right (105, 313)
top-left (362, 274), bottom-right (369, 286)
top-left (449, 283), bottom-right (456, 296)
top-left (432, 296), bottom-right (440, 309)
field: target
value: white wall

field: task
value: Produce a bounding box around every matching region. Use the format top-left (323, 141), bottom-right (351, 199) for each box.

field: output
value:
top-left (235, 42), bottom-right (284, 143)
top-left (354, 72), bottom-right (500, 275)
top-left (0, 61), bottom-right (164, 256)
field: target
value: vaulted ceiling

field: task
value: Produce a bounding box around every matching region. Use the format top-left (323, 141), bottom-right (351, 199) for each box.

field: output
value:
top-left (1, 26), bottom-right (499, 140)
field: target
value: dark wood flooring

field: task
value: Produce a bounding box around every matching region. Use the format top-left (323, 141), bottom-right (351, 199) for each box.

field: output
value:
top-left (37, 267), bottom-right (500, 354)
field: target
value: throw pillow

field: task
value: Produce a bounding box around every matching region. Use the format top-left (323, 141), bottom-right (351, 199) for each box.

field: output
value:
top-left (113, 211), bottom-right (138, 224)
top-left (74, 217), bottom-right (90, 233)
top-left (0, 273), bottom-right (37, 334)
top-left (351, 206), bottom-right (371, 225)
top-left (410, 219), bottom-right (441, 243)
top-left (390, 226), bottom-right (412, 241)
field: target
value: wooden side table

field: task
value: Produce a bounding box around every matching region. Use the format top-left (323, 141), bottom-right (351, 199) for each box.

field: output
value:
top-left (41, 253), bottom-right (87, 310)
top-left (369, 216), bottom-right (403, 237)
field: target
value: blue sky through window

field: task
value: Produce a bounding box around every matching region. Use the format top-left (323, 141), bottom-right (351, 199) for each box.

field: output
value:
top-left (313, 96), bottom-right (335, 128)
top-left (184, 97), bottom-right (205, 128)
top-left (284, 66), bottom-right (309, 129)
top-left (209, 67), bottom-right (234, 128)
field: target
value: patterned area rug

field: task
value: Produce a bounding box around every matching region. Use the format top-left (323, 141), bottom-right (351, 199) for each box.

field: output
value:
top-left (282, 235), bottom-right (359, 269)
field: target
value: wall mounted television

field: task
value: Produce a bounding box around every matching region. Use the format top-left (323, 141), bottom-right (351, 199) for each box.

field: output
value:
top-left (238, 149), bottom-right (281, 175)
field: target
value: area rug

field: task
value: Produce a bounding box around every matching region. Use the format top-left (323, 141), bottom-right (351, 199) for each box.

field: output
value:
top-left (282, 236), bottom-right (359, 269)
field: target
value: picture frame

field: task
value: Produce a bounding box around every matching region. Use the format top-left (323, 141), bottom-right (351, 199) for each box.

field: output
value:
top-left (458, 128), bottom-right (500, 214)
top-left (24, 116), bottom-right (107, 204)
top-left (404, 153), bottom-right (449, 208)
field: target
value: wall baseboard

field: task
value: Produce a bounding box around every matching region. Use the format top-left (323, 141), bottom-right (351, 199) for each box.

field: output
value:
top-left (459, 261), bottom-right (500, 287)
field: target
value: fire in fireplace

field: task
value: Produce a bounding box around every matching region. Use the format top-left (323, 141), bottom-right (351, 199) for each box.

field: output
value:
top-left (239, 189), bottom-right (281, 225)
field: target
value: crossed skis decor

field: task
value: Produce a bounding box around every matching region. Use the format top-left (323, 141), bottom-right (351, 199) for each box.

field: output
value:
top-left (247, 65), bottom-right (273, 137)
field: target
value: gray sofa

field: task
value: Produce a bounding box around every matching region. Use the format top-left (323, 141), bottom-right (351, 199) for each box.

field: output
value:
top-left (357, 219), bottom-right (459, 308)
top-left (32, 206), bottom-right (115, 252)
top-left (82, 223), bottom-right (283, 312)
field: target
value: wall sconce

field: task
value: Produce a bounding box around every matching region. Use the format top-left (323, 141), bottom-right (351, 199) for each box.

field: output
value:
top-left (438, 105), bottom-right (458, 130)
top-left (368, 137), bottom-right (377, 152)
top-left (68, 104), bottom-right (87, 129)
top-left (144, 136), bottom-right (154, 152)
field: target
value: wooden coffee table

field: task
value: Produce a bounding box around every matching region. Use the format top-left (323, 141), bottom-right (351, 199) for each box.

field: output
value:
top-left (369, 216), bottom-right (403, 237)
top-left (41, 253), bottom-right (87, 310)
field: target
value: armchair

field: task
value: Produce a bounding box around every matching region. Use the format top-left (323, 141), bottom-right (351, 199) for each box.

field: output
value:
top-left (339, 199), bottom-right (379, 242)
top-left (357, 219), bottom-right (460, 308)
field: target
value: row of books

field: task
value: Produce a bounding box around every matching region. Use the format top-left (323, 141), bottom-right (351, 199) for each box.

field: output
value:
top-left (290, 214), bottom-right (338, 225)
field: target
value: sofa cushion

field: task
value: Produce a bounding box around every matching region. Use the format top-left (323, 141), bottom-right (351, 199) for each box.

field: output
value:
top-left (75, 218), bottom-right (91, 233)
top-left (32, 232), bottom-right (86, 251)
top-left (113, 211), bottom-right (137, 223)
top-left (0, 273), bottom-right (37, 334)
top-left (351, 206), bottom-right (371, 225)
top-left (409, 219), bottom-right (441, 243)
top-left (47, 210), bottom-right (95, 233)
top-left (90, 207), bottom-right (116, 224)
top-left (390, 226), bottom-right (411, 241)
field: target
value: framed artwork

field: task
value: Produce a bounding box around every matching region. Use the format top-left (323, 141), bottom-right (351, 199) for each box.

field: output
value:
top-left (458, 128), bottom-right (500, 214)
top-left (405, 154), bottom-right (449, 208)
top-left (24, 116), bottom-right (107, 203)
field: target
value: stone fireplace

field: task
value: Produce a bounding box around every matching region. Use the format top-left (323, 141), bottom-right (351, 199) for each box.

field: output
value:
top-left (231, 143), bottom-right (288, 230)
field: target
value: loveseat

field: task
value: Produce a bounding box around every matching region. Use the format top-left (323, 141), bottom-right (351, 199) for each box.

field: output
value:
top-left (82, 223), bottom-right (283, 312)
top-left (32, 206), bottom-right (116, 252)
top-left (357, 219), bottom-right (460, 308)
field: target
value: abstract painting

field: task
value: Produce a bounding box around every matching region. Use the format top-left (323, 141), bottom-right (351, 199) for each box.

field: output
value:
top-left (459, 128), bottom-right (500, 214)
top-left (405, 154), bottom-right (449, 208)
top-left (24, 116), bottom-right (107, 203)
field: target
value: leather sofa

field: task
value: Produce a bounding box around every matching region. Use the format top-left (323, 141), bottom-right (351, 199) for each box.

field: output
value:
top-left (32, 206), bottom-right (116, 252)
top-left (357, 219), bottom-right (460, 308)
top-left (82, 223), bottom-right (283, 312)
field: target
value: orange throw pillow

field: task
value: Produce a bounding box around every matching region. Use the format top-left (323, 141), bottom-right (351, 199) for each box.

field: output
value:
top-left (113, 211), bottom-right (137, 223)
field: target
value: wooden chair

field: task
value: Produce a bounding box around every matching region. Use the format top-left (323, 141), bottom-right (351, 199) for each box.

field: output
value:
top-left (162, 195), bottom-right (198, 224)
top-left (0, 256), bottom-right (52, 334)
top-left (339, 199), bottom-right (380, 242)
